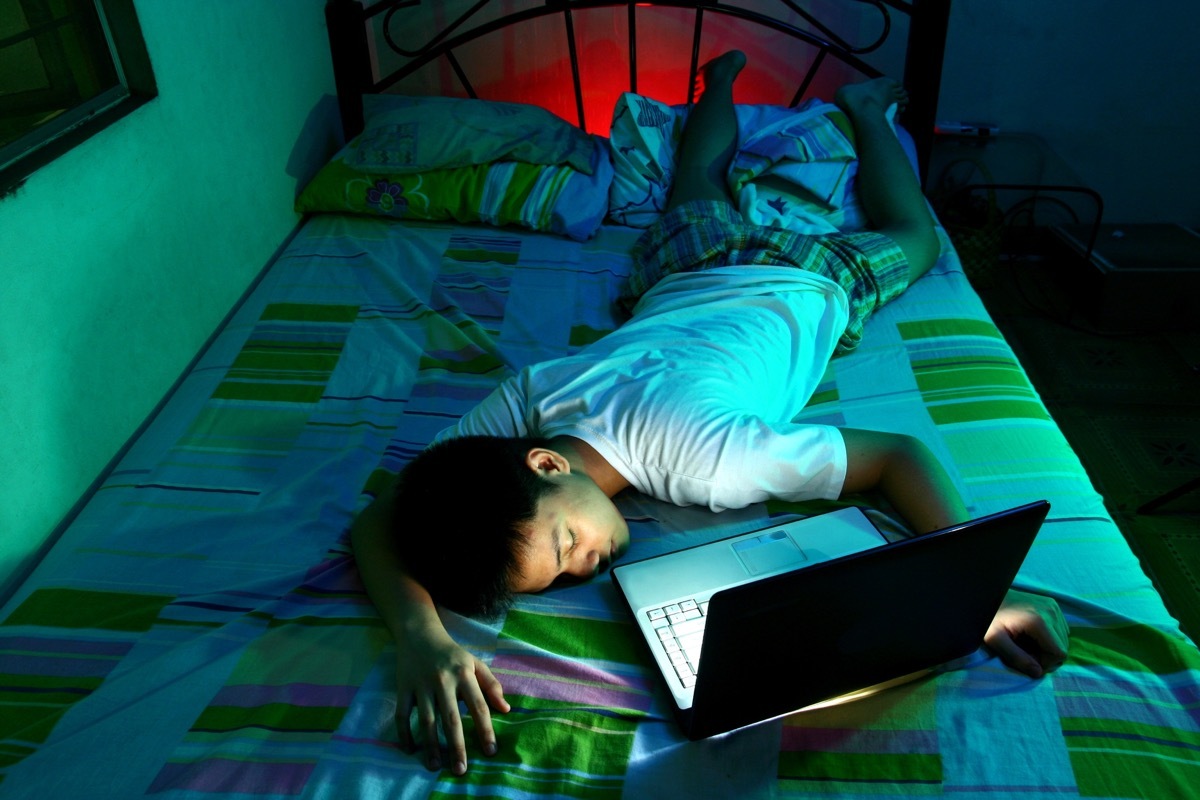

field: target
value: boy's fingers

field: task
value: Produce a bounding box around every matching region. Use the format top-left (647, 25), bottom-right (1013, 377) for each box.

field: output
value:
top-left (461, 676), bottom-right (498, 757)
top-left (476, 660), bottom-right (511, 713)
top-left (1011, 607), bottom-right (1067, 671)
top-left (436, 681), bottom-right (468, 775)
top-left (396, 692), bottom-right (416, 752)
top-left (987, 627), bottom-right (1043, 678)
top-left (1032, 631), bottom-right (1067, 671)
top-left (416, 692), bottom-right (441, 771)
top-left (1030, 617), bottom-right (1068, 661)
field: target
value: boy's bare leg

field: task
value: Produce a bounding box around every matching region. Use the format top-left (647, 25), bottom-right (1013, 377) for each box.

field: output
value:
top-left (835, 79), bottom-right (940, 283)
top-left (668, 50), bottom-right (746, 209)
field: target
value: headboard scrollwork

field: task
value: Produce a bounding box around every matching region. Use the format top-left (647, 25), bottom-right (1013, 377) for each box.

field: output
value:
top-left (325, 0), bottom-right (949, 184)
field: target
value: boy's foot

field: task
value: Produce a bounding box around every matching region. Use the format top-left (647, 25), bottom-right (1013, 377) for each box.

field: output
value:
top-left (693, 49), bottom-right (747, 101)
top-left (834, 77), bottom-right (908, 118)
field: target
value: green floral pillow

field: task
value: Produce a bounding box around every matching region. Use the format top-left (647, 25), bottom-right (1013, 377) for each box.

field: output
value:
top-left (296, 129), bottom-right (614, 241)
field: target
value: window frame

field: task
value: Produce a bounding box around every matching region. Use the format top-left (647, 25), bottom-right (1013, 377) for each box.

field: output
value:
top-left (0, 0), bottom-right (157, 197)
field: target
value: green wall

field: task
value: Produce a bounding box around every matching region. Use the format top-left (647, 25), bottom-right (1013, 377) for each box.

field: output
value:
top-left (0, 1), bottom-right (339, 598)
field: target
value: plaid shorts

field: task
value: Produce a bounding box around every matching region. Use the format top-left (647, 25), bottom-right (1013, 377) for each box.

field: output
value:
top-left (622, 200), bottom-right (911, 353)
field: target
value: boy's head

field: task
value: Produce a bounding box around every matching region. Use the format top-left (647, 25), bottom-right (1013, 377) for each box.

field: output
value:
top-left (391, 435), bottom-right (629, 618)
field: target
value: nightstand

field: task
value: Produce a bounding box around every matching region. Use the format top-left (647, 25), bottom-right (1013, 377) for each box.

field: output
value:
top-left (1050, 222), bottom-right (1200, 332)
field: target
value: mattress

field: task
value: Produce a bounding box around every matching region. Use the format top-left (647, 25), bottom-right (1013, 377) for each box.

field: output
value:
top-left (2, 213), bottom-right (1197, 798)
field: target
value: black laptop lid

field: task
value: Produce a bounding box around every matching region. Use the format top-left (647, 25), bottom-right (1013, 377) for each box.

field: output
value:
top-left (687, 501), bottom-right (1050, 739)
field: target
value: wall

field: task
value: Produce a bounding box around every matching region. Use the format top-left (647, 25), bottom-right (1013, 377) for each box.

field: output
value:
top-left (0, 0), bottom-right (340, 599)
top-left (937, 1), bottom-right (1200, 225)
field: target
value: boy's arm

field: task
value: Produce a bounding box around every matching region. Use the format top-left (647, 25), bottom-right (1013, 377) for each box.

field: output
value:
top-left (838, 428), bottom-right (1068, 676)
top-left (350, 481), bottom-right (510, 775)
top-left (839, 428), bottom-right (967, 533)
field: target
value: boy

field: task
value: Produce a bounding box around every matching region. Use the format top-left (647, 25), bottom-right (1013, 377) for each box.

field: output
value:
top-left (351, 52), bottom-right (1068, 776)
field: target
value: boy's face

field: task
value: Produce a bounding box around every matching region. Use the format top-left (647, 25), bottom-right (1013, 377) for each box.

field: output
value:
top-left (511, 473), bottom-right (630, 593)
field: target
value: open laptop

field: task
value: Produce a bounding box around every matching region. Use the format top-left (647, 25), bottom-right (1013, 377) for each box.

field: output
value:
top-left (611, 500), bottom-right (1050, 739)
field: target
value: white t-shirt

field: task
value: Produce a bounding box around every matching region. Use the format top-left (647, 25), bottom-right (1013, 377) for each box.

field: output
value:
top-left (435, 265), bottom-right (850, 512)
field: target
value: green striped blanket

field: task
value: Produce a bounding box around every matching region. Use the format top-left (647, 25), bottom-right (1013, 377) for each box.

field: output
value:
top-left (2, 214), bottom-right (1197, 798)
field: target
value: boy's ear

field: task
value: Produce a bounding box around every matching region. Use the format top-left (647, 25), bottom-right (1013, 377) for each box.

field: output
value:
top-left (525, 447), bottom-right (570, 476)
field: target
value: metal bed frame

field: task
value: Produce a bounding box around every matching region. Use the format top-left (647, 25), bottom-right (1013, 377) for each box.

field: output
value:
top-left (324, 0), bottom-right (950, 184)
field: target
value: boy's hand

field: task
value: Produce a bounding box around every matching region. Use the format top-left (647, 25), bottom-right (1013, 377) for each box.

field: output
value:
top-left (396, 628), bottom-right (510, 775)
top-left (984, 589), bottom-right (1069, 678)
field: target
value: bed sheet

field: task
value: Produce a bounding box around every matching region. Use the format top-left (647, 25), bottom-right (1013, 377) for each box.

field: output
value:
top-left (2, 214), bottom-right (1198, 799)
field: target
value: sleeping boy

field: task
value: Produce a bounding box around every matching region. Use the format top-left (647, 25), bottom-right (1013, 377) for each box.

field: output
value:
top-left (350, 52), bottom-right (1069, 776)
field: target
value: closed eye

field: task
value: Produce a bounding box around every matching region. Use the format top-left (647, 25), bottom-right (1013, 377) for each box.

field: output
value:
top-left (566, 529), bottom-right (578, 557)
top-left (555, 526), bottom-right (578, 570)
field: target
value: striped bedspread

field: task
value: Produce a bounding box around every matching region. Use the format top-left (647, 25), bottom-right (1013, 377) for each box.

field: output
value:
top-left (2, 214), bottom-right (1197, 799)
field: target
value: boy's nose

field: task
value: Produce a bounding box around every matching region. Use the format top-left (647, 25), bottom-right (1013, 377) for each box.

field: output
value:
top-left (575, 548), bottom-right (600, 576)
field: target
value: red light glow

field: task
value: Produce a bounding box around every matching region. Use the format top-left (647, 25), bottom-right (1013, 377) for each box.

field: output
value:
top-left (387, 4), bottom-right (863, 135)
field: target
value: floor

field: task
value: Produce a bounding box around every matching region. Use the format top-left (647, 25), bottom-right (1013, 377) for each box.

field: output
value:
top-left (969, 250), bottom-right (1200, 643)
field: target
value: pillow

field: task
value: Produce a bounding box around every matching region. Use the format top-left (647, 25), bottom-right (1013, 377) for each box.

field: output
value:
top-left (296, 143), bottom-right (614, 241)
top-left (607, 95), bottom-right (797, 227)
top-left (729, 101), bottom-right (861, 235)
top-left (606, 94), bottom-right (687, 227)
top-left (296, 97), bottom-right (615, 241)
top-left (607, 93), bottom-right (916, 234)
top-left (355, 94), bottom-right (596, 175)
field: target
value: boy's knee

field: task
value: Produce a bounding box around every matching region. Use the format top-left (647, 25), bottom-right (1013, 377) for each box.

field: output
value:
top-left (886, 224), bottom-right (939, 283)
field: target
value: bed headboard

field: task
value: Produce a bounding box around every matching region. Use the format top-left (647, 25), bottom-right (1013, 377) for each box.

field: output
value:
top-left (324, 0), bottom-right (950, 184)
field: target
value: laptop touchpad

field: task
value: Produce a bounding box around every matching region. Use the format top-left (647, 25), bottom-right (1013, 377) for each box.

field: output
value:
top-left (732, 530), bottom-right (808, 576)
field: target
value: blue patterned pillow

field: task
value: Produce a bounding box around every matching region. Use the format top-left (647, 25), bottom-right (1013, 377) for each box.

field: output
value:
top-left (606, 93), bottom-right (916, 233)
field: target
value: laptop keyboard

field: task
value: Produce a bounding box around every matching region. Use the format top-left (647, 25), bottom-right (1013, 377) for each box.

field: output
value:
top-left (646, 598), bottom-right (710, 688)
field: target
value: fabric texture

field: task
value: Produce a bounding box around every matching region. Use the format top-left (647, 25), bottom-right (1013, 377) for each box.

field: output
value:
top-left (623, 199), bottom-right (910, 353)
top-left (355, 94), bottom-right (597, 174)
top-left (605, 92), bottom-right (690, 226)
top-left (438, 263), bottom-right (851, 511)
top-left (3, 215), bottom-right (1199, 798)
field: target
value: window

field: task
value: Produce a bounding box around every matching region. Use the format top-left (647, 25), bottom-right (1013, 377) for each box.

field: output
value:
top-left (0, 0), bottom-right (155, 195)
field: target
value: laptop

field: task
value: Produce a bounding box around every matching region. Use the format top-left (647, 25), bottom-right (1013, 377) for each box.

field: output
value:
top-left (611, 500), bottom-right (1050, 739)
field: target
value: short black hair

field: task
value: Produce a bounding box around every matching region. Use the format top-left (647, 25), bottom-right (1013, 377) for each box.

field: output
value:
top-left (391, 435), bottom-right (561, 618)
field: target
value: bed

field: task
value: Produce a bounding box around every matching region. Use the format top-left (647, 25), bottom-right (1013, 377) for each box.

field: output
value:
top-left (3, 1), bottom-right (1199, 798)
